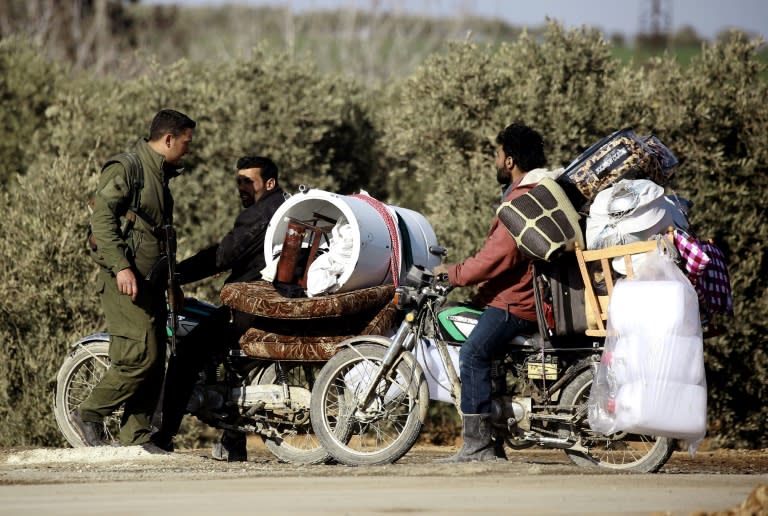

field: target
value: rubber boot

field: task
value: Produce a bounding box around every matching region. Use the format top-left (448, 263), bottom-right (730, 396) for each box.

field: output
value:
top-left (434, 413), bottom-right (503, 463)
top-left (211, 430), bottom-right (248, 462)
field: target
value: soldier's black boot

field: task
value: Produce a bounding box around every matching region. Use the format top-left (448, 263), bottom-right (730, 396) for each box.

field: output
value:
top-left (211, 430), bottom-right (247, 462)
top-left (434, 413), bottom-right (504, 463)
top-left (71, 409), bottom-right (108, 446)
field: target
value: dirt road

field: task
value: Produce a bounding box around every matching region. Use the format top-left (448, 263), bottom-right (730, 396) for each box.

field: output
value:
top-left (1, 445), bottom-right (767, 515)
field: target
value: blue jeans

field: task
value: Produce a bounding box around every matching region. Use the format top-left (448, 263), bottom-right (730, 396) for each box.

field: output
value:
top-left (459, 307), bottom-right (537, 414)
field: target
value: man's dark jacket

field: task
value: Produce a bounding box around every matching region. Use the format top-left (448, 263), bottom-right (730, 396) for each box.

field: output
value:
top-left (176, 187), bottom-right (285, 285)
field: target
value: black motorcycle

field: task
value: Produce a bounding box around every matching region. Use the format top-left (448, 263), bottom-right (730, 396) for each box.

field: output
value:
top-left (54, 297), bottom-right (329, 464)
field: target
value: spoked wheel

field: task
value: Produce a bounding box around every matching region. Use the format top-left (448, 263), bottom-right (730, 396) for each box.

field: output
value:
top-left (310, 342), bottom-right (430, 466)
top-left (53, 340), bottom-right (123, 447)
top-left (559, 369), bottom-right (675, 473)
top-left (257, 362), bottom-right (330, 465)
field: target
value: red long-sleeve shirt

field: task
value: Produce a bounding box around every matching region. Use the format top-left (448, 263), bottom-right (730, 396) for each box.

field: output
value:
top-left (447, 178), bottom-right (537, 322)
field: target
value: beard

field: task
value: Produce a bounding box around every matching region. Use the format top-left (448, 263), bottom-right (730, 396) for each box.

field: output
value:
top-left (240, 194), bottom-right (254, 208)
top-left (496, 167), bottom-right (511, 186)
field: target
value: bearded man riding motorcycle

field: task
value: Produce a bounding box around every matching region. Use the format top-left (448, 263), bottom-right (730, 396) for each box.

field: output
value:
top-left (433, 123), bottom-right (547, 462)
top-left (150, 156), bottom-right (287, 461)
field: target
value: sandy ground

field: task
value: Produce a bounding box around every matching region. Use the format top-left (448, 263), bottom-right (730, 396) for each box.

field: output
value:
top-left (1, 443), bottom-right (767, 515)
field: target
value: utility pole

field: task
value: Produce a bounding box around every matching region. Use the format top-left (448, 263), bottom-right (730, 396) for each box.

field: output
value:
top-left (639, 0), bottom-right (672, 48)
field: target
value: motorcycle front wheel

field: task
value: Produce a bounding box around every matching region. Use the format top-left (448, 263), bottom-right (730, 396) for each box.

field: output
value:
top-left (559, 368), bottom-right (675, 473)
top-left (310, 342), bottom-right (430, 466)
top-left (53, 340), bottom-right (122, 447)
top-left (257, 363), bottom-right (330, 465)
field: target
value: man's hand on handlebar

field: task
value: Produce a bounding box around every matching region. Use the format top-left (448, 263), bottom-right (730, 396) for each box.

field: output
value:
top-left (432, 264), bottom-right (451, 283)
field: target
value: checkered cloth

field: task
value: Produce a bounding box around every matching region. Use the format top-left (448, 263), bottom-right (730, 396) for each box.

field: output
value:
top-left (699, 240), bottom-right (734, 317)
top-left (673, 229), bottom-right (710, 284)
top-left (673, 229), bottom-right (734, 319)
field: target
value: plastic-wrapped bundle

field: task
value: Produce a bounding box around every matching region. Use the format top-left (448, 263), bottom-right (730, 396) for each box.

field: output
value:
top-left (609, 280), bottom-right (701, 338)
top-left (588, 250), bottom-right (706, 454)
top-left (610, 381), bottom-right (707, 442)
top-left (605, 334), bottom-right (704, 386)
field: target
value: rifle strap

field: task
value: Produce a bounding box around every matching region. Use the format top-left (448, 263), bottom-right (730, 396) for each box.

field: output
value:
top-left (108, 152), bottom-right (163, 236)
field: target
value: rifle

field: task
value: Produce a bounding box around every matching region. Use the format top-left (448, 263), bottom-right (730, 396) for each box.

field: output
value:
top-left (145, 222), bottom-right (180, 356)
top-left (162, 222), bottom-right (180, 356)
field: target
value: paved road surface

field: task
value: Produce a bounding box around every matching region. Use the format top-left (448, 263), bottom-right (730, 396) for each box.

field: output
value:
top-left (1, 474), bottom-right (764, 515)
top-left (1, 446), bottom-right (766, 515)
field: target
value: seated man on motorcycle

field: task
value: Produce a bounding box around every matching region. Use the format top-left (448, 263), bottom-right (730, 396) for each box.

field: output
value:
top-left (432, 123), bottom-right (546, 463)
top-left (150, 156), bottom-right (287, 461)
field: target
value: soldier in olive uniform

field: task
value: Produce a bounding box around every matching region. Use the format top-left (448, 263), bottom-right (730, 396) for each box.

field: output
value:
top-left (73, 109), bottom-right (196, 447)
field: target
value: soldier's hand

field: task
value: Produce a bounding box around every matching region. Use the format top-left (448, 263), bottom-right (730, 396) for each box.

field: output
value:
top-left (116, 268), bottom-right (138, 301)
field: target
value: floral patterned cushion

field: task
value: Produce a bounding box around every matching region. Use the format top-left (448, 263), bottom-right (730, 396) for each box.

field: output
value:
top-left (239, 303), bottom-right (398, 361)
top-left (220, 281), bottom-right (395, 319)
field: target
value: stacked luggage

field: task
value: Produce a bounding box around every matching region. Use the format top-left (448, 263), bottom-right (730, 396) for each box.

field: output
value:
top-left (497, 128), bottom-right (733, 452)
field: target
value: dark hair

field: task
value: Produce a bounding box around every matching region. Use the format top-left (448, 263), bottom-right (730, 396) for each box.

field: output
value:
top-left (149, 109), bottom-right (196, 141)
top-left (496, 123), bottom-right (546, 172)
top-left (236, 155), bottom-right (279, 182)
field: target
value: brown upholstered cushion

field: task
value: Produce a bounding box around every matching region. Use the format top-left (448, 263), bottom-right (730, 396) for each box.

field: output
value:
top-left (220, 281), bottom-right (395, 319)
top-left (239, 303), bottom-right (399, 361)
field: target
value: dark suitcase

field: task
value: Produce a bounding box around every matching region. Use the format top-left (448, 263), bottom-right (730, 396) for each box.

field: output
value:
top-left (532, 253), bottom-right (588, 337)
top-left (557, 128), bottom-right (661, 212)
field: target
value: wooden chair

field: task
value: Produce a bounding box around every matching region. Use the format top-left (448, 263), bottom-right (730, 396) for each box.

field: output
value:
top-left (574, 232), bottom-right (673, 337)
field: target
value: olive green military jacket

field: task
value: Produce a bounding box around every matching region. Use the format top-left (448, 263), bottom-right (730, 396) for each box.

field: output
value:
top-left (90, 139), bottom-right (180, 279)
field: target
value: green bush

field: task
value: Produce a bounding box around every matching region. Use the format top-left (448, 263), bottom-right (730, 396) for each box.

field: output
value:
top-left (0, 155), bottom-right (101, 445)
top-left (382, 23), bottom-right (621, 260)
top-left (0, 36), bottom-right (62, 185)
top-left (42, 48), bottom-right (380, 298)
top-left (381, 25), bottom-right (768, 447)
top-left (0, 43), bottom-right (381, 446)
top-left (1, 25), bottom-right (766, 449)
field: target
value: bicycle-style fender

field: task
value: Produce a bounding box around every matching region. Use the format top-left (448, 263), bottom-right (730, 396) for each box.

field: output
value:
top-left (334, 335), bottom-right (420, 368)
top-left (334, 335), bottom-right (392, 350)
top-left (71, 332), bottom-right (110, 349)
top-left (66, 333), bottom-right (110, 363)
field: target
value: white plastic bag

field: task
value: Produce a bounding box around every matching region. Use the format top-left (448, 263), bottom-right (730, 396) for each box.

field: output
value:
top-left (588, 247), bottom-right (706, 454)
top-left (414, 338), bottom-right (460, 403)
top-left (306, 218), bottom-right (356, 296)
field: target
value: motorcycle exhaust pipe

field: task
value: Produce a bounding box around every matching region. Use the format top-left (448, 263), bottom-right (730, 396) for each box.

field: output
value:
top-left (527, 435), bottom-right (574, 449)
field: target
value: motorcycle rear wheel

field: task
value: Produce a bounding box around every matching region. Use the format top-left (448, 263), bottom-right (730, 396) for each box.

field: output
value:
top-left (53, 340), bottom-right (123, 447)
top-left (559, 369), bottom-right (675, 473)
top-left (257, 363), bottom-right (330, 465)
top-left (310, 342), bottom-right (430, 466)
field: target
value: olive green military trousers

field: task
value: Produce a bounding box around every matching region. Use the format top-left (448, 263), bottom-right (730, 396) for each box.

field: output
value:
top-left (79, 269), bottom-right (167, 445)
